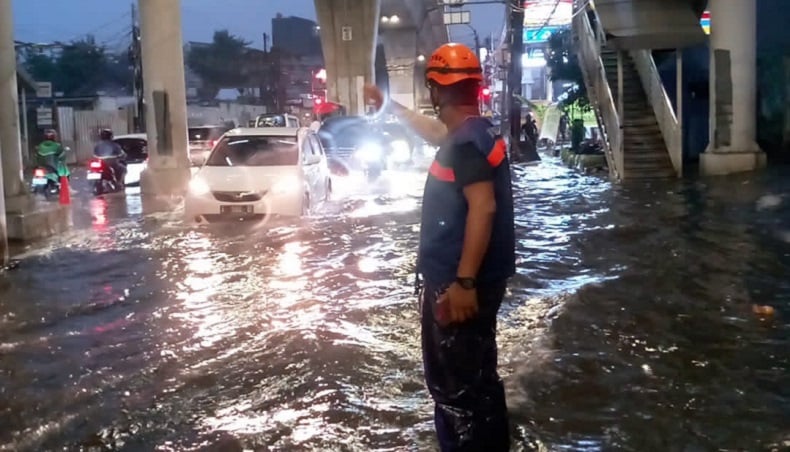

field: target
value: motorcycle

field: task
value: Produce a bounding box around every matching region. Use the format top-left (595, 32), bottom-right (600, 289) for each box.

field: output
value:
top-left (30, 166), bottom-right (62, 199)
top-left (30, 146), bottom-right (71, 200)
top-left (87, 157), bottom-right (125, 195)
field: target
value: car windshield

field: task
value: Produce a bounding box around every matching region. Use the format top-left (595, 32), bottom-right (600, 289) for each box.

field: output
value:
top-left (206, 136), bottom-right (298, 166)
top-left (188, 127), bottom-right (225, 142)
top-left (256, 115), bottom-right (286, 127)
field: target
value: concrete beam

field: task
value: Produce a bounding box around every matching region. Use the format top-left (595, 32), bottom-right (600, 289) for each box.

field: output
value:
top-left (315, 0), bottom-right (381, 115)
top-left (595, 0), bottom-right (706, 50)
top-left (380, 27), bottom-right (418, 109)
top-left (416, 3), bottom-right (447, 107)
top-left (378, 1), bottom-right (446, 110)
top-left (138, 0), bottom-right (191, 196)
top-left (381, 0), bottom-right (421, 28)
top-left (422, 6), bottom-right (449, 52)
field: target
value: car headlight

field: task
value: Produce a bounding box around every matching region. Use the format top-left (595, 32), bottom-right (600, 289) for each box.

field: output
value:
top-left (390, 140), bottom-right (411, 162)
top-left (189, 177), bottom-right (211, 196)
top-left (356, 142), bottom-right (382, 162)
top-left (271, 174), bottom-right (301, 194)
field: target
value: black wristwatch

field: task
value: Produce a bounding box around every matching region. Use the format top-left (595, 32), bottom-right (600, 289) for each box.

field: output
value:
top-left (455, 277), bottom-right (476, 290)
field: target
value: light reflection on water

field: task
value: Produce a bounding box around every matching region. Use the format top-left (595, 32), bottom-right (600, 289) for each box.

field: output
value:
top-left (0, 161), bottom-right (789, 451)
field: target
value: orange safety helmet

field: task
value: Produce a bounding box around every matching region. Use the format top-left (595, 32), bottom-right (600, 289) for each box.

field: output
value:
top-left (425, 43), bottom-right (483, 86)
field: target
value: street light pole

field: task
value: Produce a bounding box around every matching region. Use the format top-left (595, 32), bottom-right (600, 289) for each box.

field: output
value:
top-left (465, 23), bottom-right (481, 59)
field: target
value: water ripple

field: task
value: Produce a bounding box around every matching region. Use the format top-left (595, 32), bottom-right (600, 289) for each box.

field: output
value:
top-left (1, 161), bottom-right (789, 450)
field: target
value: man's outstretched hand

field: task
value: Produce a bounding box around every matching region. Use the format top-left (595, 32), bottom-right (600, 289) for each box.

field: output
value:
top-left (364, 84), bottom-right (384, 112)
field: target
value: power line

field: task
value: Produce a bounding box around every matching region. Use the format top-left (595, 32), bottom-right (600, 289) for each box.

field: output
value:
top-left (70, 11), bottom-right (131, 43)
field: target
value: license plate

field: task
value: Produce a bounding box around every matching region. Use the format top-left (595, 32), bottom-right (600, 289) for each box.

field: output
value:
top-left (87, 172), bottom-right (101, 180)
top-left (220, 205), bottom-right (253, 214)
top-left (32, 177), bottom-right (47, 186)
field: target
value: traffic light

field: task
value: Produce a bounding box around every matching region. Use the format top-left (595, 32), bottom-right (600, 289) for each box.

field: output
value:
top-left (480, 86), bottom-right (491, 100)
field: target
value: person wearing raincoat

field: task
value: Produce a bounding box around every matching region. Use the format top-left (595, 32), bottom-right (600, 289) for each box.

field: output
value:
top-left (365, 43), bottom-right (515, 451)
top-left (35, 129), bottom-right (70, 183)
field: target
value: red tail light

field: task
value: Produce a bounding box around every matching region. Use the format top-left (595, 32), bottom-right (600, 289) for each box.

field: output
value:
top-left (209, 139), bottom-right (217, 148)
top-left (34, 168), bottom-right (45, 177)
top-left (89, 160), bottom-right (103, 170)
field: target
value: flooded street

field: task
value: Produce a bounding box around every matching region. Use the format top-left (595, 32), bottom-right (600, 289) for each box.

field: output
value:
top-left (1, 157), bottom-right (789, 451)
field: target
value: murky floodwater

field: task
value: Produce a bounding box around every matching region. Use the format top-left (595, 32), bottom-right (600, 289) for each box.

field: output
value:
top-left (1, 158), bottom-right (789, 451)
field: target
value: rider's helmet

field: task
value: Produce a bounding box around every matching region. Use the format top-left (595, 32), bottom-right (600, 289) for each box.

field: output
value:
top-left (99, 129), bottom-right (114, 141)
top-left (43, 129), bottom-right (57, 141)
top-left (424, 43), bottom-right (482, 112)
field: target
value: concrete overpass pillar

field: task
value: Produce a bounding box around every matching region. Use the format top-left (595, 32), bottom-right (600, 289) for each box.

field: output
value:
top-left (414, 61), bottom-right (430, 109)
top-left (0, 0), bottom-right (14, 263)
top-left (381, 28), bottom-right (418, 110)
top-left (701, 0), bottom-right (766, 176)
top-left (0, 143), bottom-right (6, 265)
top-left (0, 0), bottom-right (14, 266)
top-left (0, 0), bottom-right (68, 244)
top-left (138, 0), bottom-right (191, 195)
top-left (315, 0), bottom-right (381, 115)
top-left (0, 0), bottom-right (26, 205)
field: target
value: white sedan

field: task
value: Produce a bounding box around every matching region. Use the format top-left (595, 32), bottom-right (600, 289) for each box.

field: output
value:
top-left (112, 133), bottom-right (148, 186)
top-left (185, 127), bottom-right (332, 223)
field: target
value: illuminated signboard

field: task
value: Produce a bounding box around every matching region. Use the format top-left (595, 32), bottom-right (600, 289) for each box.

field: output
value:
top-left (700, 11), bottom-right (710, 34)
top-left (523, 0), bottom-right (573, 27)
top-left (523, 26), bottom-right (562, 44)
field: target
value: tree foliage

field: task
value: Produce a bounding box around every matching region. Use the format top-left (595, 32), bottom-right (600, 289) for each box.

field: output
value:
top-left (544, 27), bottom-right (590, 110)
top-left (56, 38), bottom-right (109, 95)
top-left (187, 30), bottom-right (251, 99)
top-left (21, 37), bottom-right (132, 96)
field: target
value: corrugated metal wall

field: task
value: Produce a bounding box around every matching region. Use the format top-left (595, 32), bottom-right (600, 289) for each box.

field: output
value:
top-left (50, 103), bottom-right (268, 164)
top-left (55, 107), bottom-right (76, 163)
top-left (56, 108), bottom-right (130, 164)
top-left (186, 104), bottom-right (268, 128)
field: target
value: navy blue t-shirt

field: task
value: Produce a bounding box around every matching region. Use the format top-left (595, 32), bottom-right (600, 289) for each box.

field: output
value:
top-left (417, 117), bottom-right (516, 285)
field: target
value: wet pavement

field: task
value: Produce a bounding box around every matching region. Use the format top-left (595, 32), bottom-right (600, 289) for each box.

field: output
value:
top-left (1, 157), bottom-right (789, 451)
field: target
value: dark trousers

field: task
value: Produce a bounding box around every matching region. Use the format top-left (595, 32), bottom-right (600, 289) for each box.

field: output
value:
top-left (420, 280), bottom-right (510, 451)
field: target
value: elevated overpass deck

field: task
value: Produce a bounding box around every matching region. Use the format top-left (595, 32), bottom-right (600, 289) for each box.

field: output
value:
top-left (577, 0), bottom-right (765, 179)
top-left (314, 0), bottom-right (448, 114)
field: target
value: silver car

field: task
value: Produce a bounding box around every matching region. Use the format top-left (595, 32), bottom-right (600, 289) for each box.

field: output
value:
top-left (188, 125), bottom-right (230, 166)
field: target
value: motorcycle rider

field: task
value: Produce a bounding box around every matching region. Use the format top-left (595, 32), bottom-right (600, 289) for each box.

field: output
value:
top-left (35, 129), bottom-right (70, 184)
top-left (93, 129), bottom-right (127, 187)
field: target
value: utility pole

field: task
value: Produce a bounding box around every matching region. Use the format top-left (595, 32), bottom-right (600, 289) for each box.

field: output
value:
top-left (261, 33), bottom-right (269, 107)
top-left (129, 3), bottom-right (144, 132)
top-left (507, 0), bottom-right (524, 161)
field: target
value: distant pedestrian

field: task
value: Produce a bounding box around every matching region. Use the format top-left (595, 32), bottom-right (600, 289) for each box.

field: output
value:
top-left (558, 112), bottom-right (569, 142)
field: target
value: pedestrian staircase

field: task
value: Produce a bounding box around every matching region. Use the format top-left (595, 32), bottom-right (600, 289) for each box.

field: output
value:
top-left (600, 49), bottom-right (675, 179)
top-left (573, 5), bottom-right (684, 180)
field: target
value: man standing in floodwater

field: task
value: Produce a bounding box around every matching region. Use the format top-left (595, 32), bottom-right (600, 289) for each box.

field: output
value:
top-left (365, 42), bottom-right (515, 451)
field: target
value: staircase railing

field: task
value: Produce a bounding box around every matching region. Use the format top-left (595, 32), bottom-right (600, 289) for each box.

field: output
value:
top-left (573, 3), bottom-right (623, 180)
top-left (629, 49), bottom-right (682, 177)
